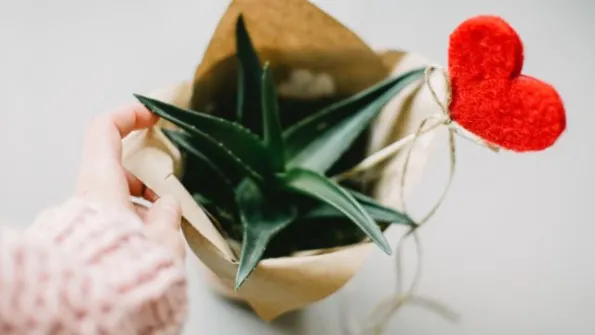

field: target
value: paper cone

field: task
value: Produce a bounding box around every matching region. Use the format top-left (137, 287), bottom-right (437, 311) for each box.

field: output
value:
top-left (122, 0), bottom-right (449, 321)
top-left (122, 49), bottom-right (447, 321)
top-left (189, 0), bottom-right (389, 112)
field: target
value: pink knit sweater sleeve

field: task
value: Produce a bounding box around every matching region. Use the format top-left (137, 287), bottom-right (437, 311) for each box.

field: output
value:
top-left (0, 198), bottom-right (188, 335)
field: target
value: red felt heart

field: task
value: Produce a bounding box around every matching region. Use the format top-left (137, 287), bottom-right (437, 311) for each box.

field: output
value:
top-left (448, 15), bottom-right (566, 152)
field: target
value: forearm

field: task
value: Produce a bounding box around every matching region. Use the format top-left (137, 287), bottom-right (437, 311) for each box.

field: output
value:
top-left (0, 199), bottom-right (188, 335)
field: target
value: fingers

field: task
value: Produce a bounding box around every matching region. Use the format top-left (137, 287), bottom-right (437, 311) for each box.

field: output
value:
top-left (143, 195), bottom-right (185, 260)
top-left (82, 102), bottom-right (157, 164)
top-left (74, 102), bottom-right (186, 260)
top-left (111, 102), bottom-right (160, 138)
top-left (76, 103), bottom-right (158, 206)
top-left (126, 170), bottom-right (158, 201)
top-left (133, 202), bottom-right (149, 221)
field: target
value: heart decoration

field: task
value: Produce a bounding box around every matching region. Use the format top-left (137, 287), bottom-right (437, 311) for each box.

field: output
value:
top-left (448, 15), bottom-right (566, 152)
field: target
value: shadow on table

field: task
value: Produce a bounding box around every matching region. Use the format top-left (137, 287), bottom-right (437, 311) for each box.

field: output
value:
top-left (210, 291), bottom-right (305, 334)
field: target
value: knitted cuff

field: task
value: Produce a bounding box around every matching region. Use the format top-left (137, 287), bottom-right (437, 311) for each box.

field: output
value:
top-left (27, 198), bottom-right (146, 266)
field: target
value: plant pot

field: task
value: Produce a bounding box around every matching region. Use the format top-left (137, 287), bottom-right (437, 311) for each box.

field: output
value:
top-left (122, 0), bottom-right (449, 321)
top-left (122, 48), bottom-right (447, 321)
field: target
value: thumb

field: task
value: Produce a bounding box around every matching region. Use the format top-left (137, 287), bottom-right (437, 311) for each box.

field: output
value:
top-left (144, 195), bottom-right (185, 260)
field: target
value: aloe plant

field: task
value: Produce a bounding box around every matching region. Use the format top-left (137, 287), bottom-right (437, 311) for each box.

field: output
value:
top-left (134, 14), bottom-right (425, 290)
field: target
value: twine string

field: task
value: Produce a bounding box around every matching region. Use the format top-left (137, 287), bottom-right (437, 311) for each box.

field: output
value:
top-left (363, 65), bottom-right (458, 335)
top-left (337, 64), bottom-right (497, 335)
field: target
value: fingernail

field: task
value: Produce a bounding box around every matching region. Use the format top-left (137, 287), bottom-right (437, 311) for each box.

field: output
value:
top-left (144, 187), bottom-right (159, 202)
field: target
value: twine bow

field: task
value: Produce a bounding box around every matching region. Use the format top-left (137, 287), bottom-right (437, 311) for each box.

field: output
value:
top-left (336, 65), bottom-right (499, 335)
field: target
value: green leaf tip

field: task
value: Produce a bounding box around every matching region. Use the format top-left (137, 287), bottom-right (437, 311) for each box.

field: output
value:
top-left (281, 169), bottom-right (392, 255)
top-left (304, 188), bottom-right (416, 228)
top-left (283, 67), bottom-right (425, 173)
top-left (133, 93), bottom-right (154, 109)
top-left (133, 93), bottom-right (275, 182)
top-left (234, 178), bottom-right (297, 290)
top-left (235, 12), bottom-right (264, 135)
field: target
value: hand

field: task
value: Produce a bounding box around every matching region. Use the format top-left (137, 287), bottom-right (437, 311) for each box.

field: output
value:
top-left (75, 103), bottom-right (185, 260)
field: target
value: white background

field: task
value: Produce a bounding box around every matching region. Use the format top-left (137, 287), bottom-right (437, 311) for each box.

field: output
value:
top-left (0, 0), bottom-right (593, 334)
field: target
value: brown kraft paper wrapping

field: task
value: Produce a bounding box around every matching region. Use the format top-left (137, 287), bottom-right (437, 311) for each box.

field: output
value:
top-left (121, 0), bottom-right (448, 321)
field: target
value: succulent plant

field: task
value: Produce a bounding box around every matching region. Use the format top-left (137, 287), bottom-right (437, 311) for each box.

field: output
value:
top-left (134, 15), bottom-right (425, 290)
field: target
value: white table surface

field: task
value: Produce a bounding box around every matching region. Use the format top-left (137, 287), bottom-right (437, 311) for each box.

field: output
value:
top-left (0, 0), bottom-right (593, 334)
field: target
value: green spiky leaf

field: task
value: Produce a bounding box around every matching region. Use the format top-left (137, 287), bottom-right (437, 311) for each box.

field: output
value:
top-left (304, 189), bottom-right (415, 226)
top-left (261, 62), bottom-right (285, 171)
top-left (163, 129), bottom-right (236, 205)
top-left (137, 99), bottom-right (262, 182)
top-left (280, 168), bottom-right (392, 255)
top-left (284, 68), bottom-right (425, 173)
top-left (236, 14), bottom-right (263, 134)
top-left (236, 59), bottom-right (245, 121)
top-left (349, 190), bottom-right (414, 226)
top-left (192, 192), bottom-right (240, 241)
top-left (135, 94), bottom-right (274, 181)
top-left (235, 178), bottom-right (297, 290)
